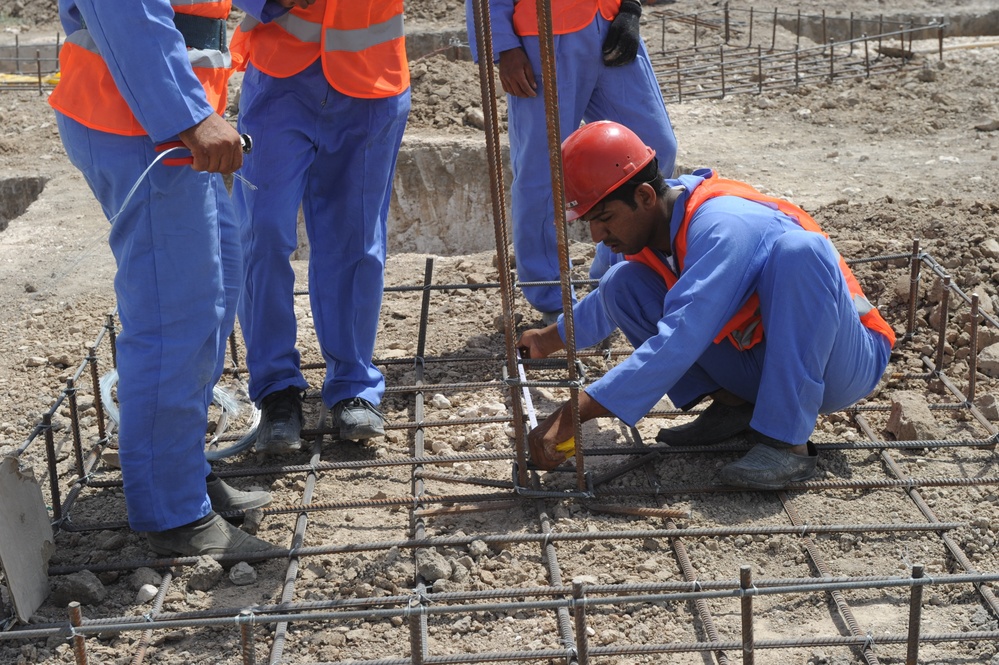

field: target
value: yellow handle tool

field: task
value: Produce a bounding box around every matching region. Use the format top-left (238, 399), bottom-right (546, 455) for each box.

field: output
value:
top-left (555, 436), bottom-right (576, 455)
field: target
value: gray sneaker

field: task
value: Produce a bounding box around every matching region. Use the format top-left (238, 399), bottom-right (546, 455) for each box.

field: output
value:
top-left (656, 399), bottom-right (754, 447)
top-left (541, 310), bottom-right (561, 327)
top-left (255, 386), bottom-right (303, 455)
top-left (332, 397), bottom-right (385, 440)
top-left (718, 440), bottom-right (818, 490)
top-left (206, 476), bottom-right (272, 513)
top-left (146, 513), bottom-right (275, 558)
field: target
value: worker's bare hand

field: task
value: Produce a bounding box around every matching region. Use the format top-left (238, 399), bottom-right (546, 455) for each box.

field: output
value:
top-left (517, 325), bottom-right (564, 361)
top-left (498, 47), bottom-right (537, 98)
top-left (280, 0), bottom-right (316, 8)
top-left (178, 114), bottom-right (243, 174)
top-left (528, 404), bottom-right (574, 470)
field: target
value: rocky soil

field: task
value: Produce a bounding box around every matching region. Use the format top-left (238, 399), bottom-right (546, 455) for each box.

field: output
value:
top-left (1, 1), bottom-right (999, 664)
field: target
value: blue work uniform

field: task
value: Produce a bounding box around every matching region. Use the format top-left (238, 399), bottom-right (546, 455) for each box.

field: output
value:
top-left (52, 0), bottom-right (278, 532)
top-left (466, 0), bottom-right (678, 314)
top-left (562, 170), bottom-right (893, 445)
top-left (233, 59), bottom-right (410, 410)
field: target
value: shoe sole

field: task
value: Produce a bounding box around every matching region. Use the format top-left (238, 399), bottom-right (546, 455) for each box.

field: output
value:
top-left (339, 426), bottom-right (384, 441)
top-left (718, 468), bottom-right (817, 490)
top-left (254, 439), bottom-right (302, 456)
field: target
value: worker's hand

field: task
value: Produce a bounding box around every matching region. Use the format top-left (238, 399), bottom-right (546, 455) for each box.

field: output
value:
top-left (178, 114), bottom-right (243, 174)
top-left (517, 325), bottom-right (564, 361)
top-left (498, 47), bottom-right (537, 98)
top-left (280, 0), bottom-right (316, 8)
top-left (527, 393), bottom-right (611, 471)
top-left (602, 0), bottom-right (642, 67)
top-left (528, 404), bottom-right (575, 470)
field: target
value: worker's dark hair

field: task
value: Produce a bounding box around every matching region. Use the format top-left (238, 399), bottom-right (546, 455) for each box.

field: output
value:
top-left (598, 157), bottom-right (668, 211)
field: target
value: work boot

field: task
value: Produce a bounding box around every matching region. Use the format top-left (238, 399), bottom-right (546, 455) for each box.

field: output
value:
top-left (206, 476), bottom-right (272, 513)
top-left (332, 397), bottom-right (385, 440)
top-left (656, 399), bottom-right (754, 446)
top-left (255, 386), bottom-right (303, 455)
top-left (146, 513), bottom-right (275, 557)
top-left (717, 437), bottom-right (818, 490)
top-left (541, 310), bottom-right (561, 327)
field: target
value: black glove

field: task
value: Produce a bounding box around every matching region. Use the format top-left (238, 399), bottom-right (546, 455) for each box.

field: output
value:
top-left (602, 0), bottom-right (642, 67)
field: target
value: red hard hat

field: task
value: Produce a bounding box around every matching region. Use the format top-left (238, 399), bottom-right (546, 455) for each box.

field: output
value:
top-left (561, 121), bottom-right (656, 222)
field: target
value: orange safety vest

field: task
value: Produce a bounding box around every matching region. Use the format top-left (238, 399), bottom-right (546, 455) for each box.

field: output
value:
top-left (229, 0), bottom-right (409, 100)
top-left (627, 175), bottom-right (896, 351)
top-left (513, 0), bottom-right (621, 37)
top-left (49, 1), bottom-right (233, 137)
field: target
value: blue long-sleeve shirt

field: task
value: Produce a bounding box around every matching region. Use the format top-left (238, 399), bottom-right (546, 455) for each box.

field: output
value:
top-left (465, 0), bottom-right (521, 64)
top-left (57, 0), bottom-right (286, 142)
top-left (569, 170), bottom-right (811, 426)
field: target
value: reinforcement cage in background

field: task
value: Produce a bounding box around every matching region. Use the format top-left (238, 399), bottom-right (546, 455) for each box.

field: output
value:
top-left (641, 7), bottom-right (946, 103)
top-left (0, 7), bottom-right (946, 99)
top-left (3, 241), bottom-right (999, 664)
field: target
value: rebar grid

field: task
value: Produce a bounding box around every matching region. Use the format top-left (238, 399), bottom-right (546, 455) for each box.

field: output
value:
top-left (642, 6), bottom-right (946, 104)
top-left (5, 232), bottom-right (998, 665)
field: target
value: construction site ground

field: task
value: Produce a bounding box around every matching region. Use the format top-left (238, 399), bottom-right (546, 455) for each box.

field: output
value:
top-left (1, 0), bottom-right (999, 663)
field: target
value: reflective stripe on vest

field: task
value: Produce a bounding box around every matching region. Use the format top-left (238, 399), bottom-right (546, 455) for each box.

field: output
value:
top-left (230, 0), bottom-right (409, 100)
top-left (627, 175), bottom-right (897, 351)
top-left (512, 0), bottom-right (621, 37)
top-left (48, 2), bottom-right (232, 137)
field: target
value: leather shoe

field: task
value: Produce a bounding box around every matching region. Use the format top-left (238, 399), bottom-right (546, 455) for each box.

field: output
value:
top-left (656, 399), bottom-right (753, 446)
top-left (255, 386), bottom-right (303, 455)
top-left (147, 513), bottom-right (275, 558)
top-left (207, 476), bottom-right (271, 512)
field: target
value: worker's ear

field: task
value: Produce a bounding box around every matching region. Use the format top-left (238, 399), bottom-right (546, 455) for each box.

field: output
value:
top-left (633, 182), bottom-right (657, 211)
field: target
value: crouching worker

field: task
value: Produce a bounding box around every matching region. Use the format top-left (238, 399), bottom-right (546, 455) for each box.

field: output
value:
top-left (517, 121), bottom-right (894, 490)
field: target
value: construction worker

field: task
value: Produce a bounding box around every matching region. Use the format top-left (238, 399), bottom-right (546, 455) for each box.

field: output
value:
top-left (518, 122), bottom-right (895, 489)
top-left (466, 0), bottom-right (677, 324)
top-left (229, 0), bottom-right (410, 454)
top-left (47, 0), bottom-right (292, 556)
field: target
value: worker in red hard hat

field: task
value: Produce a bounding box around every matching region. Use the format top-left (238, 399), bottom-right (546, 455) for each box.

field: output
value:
top-left (518, 121), bottom-right (895, 489)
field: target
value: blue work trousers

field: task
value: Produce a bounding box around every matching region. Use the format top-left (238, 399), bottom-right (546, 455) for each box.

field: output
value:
top-left (234, 61), bottom-right (410, 408)
top-left (56, 113), bottom-right (238, 532)
top-left (598, 232), bottom-right (892, 444)
top-left (509, 14), bottom-right (677, 313)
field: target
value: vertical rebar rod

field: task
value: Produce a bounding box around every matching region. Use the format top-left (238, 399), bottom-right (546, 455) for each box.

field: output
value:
top-left (864, 34), bottom-right (871, 78)
top-left (15, 34), bottom-right (20, 74)
top-left (967, 295), bottom-right (980, 403)
top-left (228, 331), bottom-right (240, 373)
top-left (43, 413), bottom-right (63, 521)
top-left (572, 581), bottom-right (589, 665)
top-left (106, 313), bottom-right (118, 368)
top-left (878, 16), bottom-right (883, 52)
top-left (933, 276), bottom-right (951, 372)
top-left (747, 7), bottom-right (753, 47)
top-left (694, 14), bottom-right (699, 48)
top-left (36, 50), bottom-right (43, 96)
top-left (535, 0), bottom-right (586, 492)
top-left (937, 22), bottom-right (944, 61)
top-left (66, 378), bottom-right (85, 478)
top-left (470, 0), bottom-right (528, 486)
top-left (740, 565), bottom-right (754, 665)
top-left (757, 45), bottom-right (763, 95)
top-left (849, 13), bottom-right (855, 55)
top-left (239, 610), bottom-right (256, 665)
top-left (794, 45), bottom-right (800, 88)
top-left (87, 345), bottom-right (107, 442)
top-left (795, 10), bottom-right (801, 49)
top-left (69, 602), bottom-right (88, 665)
top-left (408, 258), bottom-right (434, 665)
top-left (828, 39), bottom-right (835, 80)
top-left (676, 55), bottom-right (682, 103)
top-left (905, 565), bottom-right (924, 665)
top-left (724, 2), bottom-right (730, 44)
top-left (905, 240), bottom-right (921, 339)
top-left (720, 45), bottom-right (726, 98)
top-left (770, 8), bottom-right (777, 53)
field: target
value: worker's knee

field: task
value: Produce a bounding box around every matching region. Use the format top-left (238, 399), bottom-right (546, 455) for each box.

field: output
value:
top-left (600, 260), bottom-right (668, 331)
top-left (767, 232), bottom-right (838, 279)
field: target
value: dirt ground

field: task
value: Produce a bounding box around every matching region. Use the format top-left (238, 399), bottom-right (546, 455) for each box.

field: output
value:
top-left (1, 1), bottom-right (999, 664)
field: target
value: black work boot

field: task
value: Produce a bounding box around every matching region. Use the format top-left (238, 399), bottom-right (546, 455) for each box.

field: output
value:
top-left (206, 475), bottom-right (272, 513)
top-left (146, 513), bottom-right (275, 558)
top-left (656, 399), bottom-right (754, 447)
top-left (255, 386), bottom-right (303, 456)
top-left (332, 397), bottom-right (385, 441)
